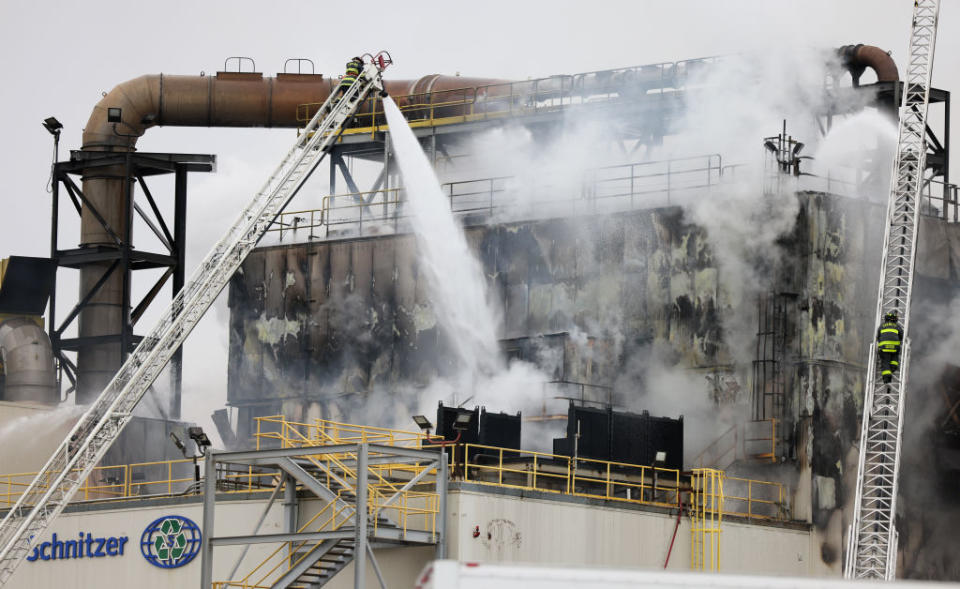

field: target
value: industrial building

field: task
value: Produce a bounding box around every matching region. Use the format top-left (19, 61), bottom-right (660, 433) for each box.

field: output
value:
top-left (0, 4), bottom-right (959, 586)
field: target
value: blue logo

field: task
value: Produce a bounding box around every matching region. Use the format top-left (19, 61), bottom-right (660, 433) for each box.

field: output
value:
top-left (140, 515), bottom-right (202, 569)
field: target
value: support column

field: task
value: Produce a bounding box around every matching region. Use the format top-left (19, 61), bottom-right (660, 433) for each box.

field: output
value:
top-left (201, 451), bottom-right (217, 589)
top-left (283, 473), bottom-right (298, 533)
top-left (944, 92), bottom-right (951, 220)
top-left (436, 452), bottom-right (448, 559)
top-left (120, 155), bottom-right (135, 365)
top-left (171, 165), bottom-right (187, 419)
top-left (49, 170), bottom-right (60, 397)
top-left (329, 149), bottom-right (338, 210)
top-left (354, 443), bottom-right (368, 589)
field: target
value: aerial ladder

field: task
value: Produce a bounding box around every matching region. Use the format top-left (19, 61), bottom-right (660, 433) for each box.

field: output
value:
top-left (0, 52), bottom-right (393, 586)
top-left (844, 1), bottom-right (940, 580)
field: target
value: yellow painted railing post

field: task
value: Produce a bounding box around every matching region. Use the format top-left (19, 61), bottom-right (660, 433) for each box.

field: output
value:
top-left (498, 448), bottom-right (503, 486)
top-left (532, 455), bottom-right (538, 489)
top-left (606, 463), bottom-right (612, 499)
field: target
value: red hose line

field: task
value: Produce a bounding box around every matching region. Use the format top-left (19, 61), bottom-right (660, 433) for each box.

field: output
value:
top-left (663, 504), bottom-right (683, 569)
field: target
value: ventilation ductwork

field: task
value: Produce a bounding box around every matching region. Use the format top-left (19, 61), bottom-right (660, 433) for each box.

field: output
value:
top-left (838, 44), bottom-right (900, 86)
top-left (0, 318), bottom-right (58, 404)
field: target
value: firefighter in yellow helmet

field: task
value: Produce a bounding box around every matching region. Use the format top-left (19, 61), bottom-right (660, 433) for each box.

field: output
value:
top-left (876, 311), bottom-right (902, 384)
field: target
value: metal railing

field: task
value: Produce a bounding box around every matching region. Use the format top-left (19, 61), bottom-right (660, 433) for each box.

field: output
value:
top-left (920, 178), bottom-right (960, 222)
top-left (723, 475), bottom-right (786, 521)
top-left (254, 415), bottom-right (428, 450)
top-left (267, 154), bottom-right (726, 242)
top-left (691, 418), bottom-right (777, 469)
top-left (0, 415), bottom-right (787, 523)
top-left (456, 443), bottom-right (681, 509)
top-left (0, 459), bottom-right (277, 507)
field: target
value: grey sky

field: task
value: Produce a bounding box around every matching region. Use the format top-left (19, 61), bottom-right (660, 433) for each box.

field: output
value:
top-left (0, 0), bottom-right (956, 436)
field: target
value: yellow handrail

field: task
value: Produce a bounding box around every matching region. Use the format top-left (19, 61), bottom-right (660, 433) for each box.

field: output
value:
top-left (459, 442), bottom-right (681, 509)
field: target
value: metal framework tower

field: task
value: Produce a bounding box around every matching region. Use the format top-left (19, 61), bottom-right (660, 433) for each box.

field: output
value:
top-left (0, 55), bottom-right (392, 586)
top-left (845, 1), bottom-right (941, 580)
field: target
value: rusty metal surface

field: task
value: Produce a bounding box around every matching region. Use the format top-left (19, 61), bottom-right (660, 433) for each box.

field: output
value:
top-left (81, 73), bottom-right (505, 151)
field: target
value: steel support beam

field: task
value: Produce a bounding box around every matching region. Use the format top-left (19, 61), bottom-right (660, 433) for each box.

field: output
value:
top-left (367, 542), bottom-right (388, 589)
top-left (437, 454), bottom-right (448, 558)
top-left (170, 165), bottom-right (187, 419)
top-left (200, 451), bottom-right (216, 589)
top-left (354, 443), bottom-right (368, 589)
top-left (227, 481), bottom-right (284, 581)
top-left (212, 530), bottom-right (354, 547)
top-left (275, 457), bottom-right (353, 511)
top-left (218, 443), bottom-right (359, 463)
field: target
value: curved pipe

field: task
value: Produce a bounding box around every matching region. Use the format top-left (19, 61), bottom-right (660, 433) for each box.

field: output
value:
top-left (838, 44), bottom-right (899, 87)
top-left (0, 318), bottom-right (57, 404)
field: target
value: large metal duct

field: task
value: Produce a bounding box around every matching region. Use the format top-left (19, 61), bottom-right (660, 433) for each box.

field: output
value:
top-left (838, 44), bottom-right (900, 86)
top-left (75, 71), bottom-right (503, 402)
top-left (0, 318), bottom-right (58, 404)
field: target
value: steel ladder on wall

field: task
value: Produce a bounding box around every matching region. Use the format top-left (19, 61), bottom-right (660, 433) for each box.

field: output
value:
top-left (844, 1), bottom-right (940, 580)
top-left (0, 56), bottom-right (391, 587)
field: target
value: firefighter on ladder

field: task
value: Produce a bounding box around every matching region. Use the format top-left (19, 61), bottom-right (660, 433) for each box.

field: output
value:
top-left (334, 56), bottom-right (363, 103)
top-left (877, 311), bottom-right (902, 384)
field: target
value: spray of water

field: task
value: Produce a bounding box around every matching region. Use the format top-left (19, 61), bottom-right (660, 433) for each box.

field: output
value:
top-left (382, 96), bottom-right (502, 383)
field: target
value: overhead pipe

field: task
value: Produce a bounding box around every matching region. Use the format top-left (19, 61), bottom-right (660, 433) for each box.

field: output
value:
top-left (0, 318), bottom-right (58, 404)
top-left (75, 70), bottom-right (504, 402)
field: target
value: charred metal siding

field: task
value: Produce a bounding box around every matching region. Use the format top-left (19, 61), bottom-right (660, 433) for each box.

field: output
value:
top-left (227, 208), bottom-right (724, 434)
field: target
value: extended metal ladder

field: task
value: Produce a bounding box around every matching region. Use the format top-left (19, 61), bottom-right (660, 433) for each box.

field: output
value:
top-left (0, 55), bottom-right (391, 586)
top-left (844, 1), bottom-right (940, 580)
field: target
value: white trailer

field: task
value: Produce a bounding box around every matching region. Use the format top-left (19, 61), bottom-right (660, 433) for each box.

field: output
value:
top-left (415, 560), bottom-right (960, 589)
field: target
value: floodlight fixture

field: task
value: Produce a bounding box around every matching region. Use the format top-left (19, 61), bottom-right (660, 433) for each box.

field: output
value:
top-left (655, 451), bottom-right (667, 464)
top-left (107, 107), bottom-right (122, 123)
top-left (169, 431), bottom-right (187, 456)
top-left (42, 117), bottom-right (62, 135)
top-left (763, 139), bottom-right (779, 154)
top-left (188, 426), bottom-right (212, 453)
top-left (412, 415), bottom-right (433, 431)
top-left (452, 411), bottom-right (473, 431)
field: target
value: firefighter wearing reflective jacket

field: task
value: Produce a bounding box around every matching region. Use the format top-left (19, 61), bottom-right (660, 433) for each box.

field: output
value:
top-left (877, 311), bottom-right (902, 384)
top-left (338, 57), bottom-right (363, 97)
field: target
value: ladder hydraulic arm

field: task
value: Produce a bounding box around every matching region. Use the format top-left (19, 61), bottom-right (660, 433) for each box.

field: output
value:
top-left (844, 2), bottom-right (940, 580)
top-left (0, 53), bottom-right (392, 586)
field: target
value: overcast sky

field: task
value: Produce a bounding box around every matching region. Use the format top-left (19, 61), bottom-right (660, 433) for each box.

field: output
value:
top-left (0, 0), bottom-right (957, 437)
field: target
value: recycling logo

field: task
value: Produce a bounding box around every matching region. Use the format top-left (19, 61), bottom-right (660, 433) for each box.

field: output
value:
top-left (155, 519), bottom-right (187, 560)
top-left (140, 515), bottom-right (202, 569)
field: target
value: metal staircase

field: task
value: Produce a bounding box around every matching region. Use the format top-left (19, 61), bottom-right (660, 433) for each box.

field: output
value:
top-left (0, 54), bottom-right (393, 587)
top-left (286, 539), bottom-right (356, 588)
top-left (845, 1), bottom-right (940, 580)
top-left (205, 418), bottom-right (445, 589)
